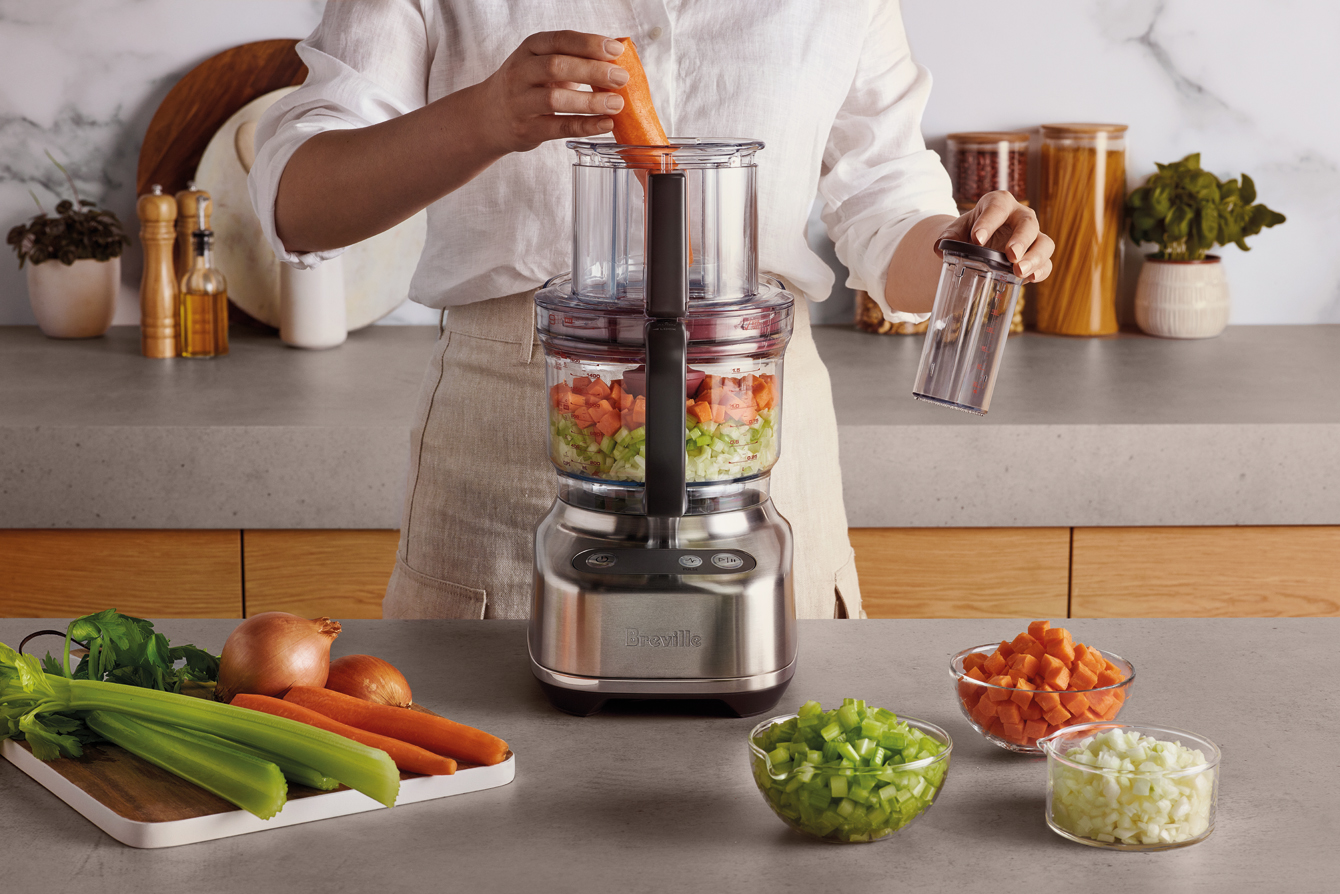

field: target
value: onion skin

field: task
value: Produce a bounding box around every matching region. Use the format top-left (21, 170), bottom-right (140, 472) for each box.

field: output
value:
top-left (325, 654), bottom-right (413, 707)
top-left (214, 612), bottom-right (341, 703)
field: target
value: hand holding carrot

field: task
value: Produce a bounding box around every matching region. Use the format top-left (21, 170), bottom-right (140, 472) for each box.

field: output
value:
top-left (477, 30), bottom-right (630, 154)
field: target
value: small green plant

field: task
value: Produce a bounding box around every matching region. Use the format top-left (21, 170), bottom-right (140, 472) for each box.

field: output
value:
top-left (1127, 153), bottom-right (1285, 261)
top-left (6, 151), bottom-right (129, 268)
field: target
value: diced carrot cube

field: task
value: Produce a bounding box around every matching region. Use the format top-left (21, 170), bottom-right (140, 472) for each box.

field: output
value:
top-left (1010, 677), bottom-right (1035, 708)
top-left (985, 675), bottom-right (1014, 702)
top-left (972, 698), bottom-right (997, 724)
top-left (1011, 633), bottom-right (1041, 656)
top-left (571, 376), bottom-right (592, 393)
top-left (996, 640), bottom-right (1016, 660)
top-left (619, 391), bottom-right (635, 411)
top-left (983, 651), bottom-right (1009, 676)
top-left (1027, 620), bottom-right (1051, 641)
top-left (1000, 721), bottom-right (1027, 743)
top-left (735, 407), bottom-right (759, 425)
top-left (996, 702), bottom-right (1022, 726)
top-left (711, 404), bottom-right (726, 424)
top-left (1069, 663), bottom-right (1099, 691)
top-left (1111, 689), bottom-right (1126, 706)
top-left (1024, 718), bottom-right (1049, 740)
top-left (1021, 701), bottom-right (1044, 721)
top-left (596, 411), bottom-right (622, 438)
top-left (1024, 640), bottom-right (1047, 662)
top-left (958, 685), bottom-right (979, 709)
top-left (1059, 691), bottom-right (1090, 715)
top-left (690, 401), bottom-right (713, 425)
top-left (1040, 654), bottom-right (1067, 686)
top-left (1099, 700), bottom-right (1122, 721)
top-left (1034, 686), bottom-right (1062, 712)
top-left (1086, 690), bottom-right (1114, 716)
top-left (1042, 704), bottom-right (1071, 726)
top-left (965, 666), bottom-right (988, 683)
top-left (1009, 653), bottom-right (1040, 680)
top-left (986, 717), bottom-right (1005, 738)
top-left (1082, 648), bottom-right (1106, 673)
top-left (962, 653), bottom-right (987, 673)
top-left (1096, 666), bottom-right (1125, 688)
top-left (550, 382), bottom-right (572, 406)
top-left (572, 408), bottom-right (595, 429)
top-left (1044, 628), bottom-right (1075, 666)
top-left (585, 378), bottom-right (611, 400)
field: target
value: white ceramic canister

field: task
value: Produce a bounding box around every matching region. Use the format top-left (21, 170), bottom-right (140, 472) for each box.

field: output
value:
top-left (1134, 256), bottom-right (1230, 339)
top-left (279, 256), bottom-right (347, 349)
top-left (27, 256), bottom-right (119, 338)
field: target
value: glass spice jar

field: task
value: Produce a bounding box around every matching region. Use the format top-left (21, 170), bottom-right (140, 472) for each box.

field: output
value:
top-left (946, 132), bottom-right (1030, 210)
top-left (1034, 124), bottom-right (1127, 336)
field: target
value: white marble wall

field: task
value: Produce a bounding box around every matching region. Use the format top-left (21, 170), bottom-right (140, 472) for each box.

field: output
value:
top-left (2, 0), bottom-right (1332, 326)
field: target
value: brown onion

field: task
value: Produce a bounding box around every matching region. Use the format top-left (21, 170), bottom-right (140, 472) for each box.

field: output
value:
top-left (214, 612), bottom-right (341, 703)
top-left (324, 654), bottom-right (413, 707)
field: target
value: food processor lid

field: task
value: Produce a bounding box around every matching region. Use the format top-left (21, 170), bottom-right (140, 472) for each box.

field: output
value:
top-left (937, 238), bottom-right (1016, 276)
top-left (567, 137), bottom-right (765, 169)
top-left (537, 274), bottom-right (793, 352)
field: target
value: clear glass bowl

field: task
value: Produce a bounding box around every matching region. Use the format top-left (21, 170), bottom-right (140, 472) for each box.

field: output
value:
top-left (747, 713), bottom-right (952, 844)
top-left (1040, 722), bottom-right (1220, 850)
top-left (949, 644), bottom-right (1135, 755)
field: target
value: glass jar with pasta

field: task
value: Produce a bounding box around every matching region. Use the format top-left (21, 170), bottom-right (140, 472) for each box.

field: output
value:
top-left (1034, 124), bottom-right (1127, 336)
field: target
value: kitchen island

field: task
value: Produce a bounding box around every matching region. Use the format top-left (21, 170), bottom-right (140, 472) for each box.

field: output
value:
top-left (0, 617), bottom-right (1334, 893)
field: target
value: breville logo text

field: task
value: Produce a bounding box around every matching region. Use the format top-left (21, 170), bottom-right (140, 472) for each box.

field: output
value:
top-left (625, 628), bottom-right (703, 648)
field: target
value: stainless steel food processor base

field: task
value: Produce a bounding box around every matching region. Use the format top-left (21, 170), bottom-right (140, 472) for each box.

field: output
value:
top-left (528, 659), bottom-right (796, 718)
top-left (529, 493), bottom-right (796, 717)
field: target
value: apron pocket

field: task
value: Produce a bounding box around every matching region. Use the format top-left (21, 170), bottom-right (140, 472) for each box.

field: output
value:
top-left (834, 548), bottom-right (864, 620)
top-left (383, 557), bottom-right (487, 619)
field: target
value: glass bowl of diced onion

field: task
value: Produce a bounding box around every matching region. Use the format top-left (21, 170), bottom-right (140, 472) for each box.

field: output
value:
top-left (1039, 722), bottom-right (1220, 850)
top-left (950, 644), bottom-right (1135, 755)
top-left (747, 701), bottom-right (952, 844)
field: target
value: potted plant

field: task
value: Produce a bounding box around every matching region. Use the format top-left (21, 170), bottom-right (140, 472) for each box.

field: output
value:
top-left (1126, 153), bottom-right (1285, 338)
top-left (6, 152), bottom-right (130, 338)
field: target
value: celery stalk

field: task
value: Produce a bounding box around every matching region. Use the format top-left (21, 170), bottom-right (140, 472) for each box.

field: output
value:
top-left (125, 713), bottom-right (339, 792)
top-left (85, 711), bottom-right (288, 819)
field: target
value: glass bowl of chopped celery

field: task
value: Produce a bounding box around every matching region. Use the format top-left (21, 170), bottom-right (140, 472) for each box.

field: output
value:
top-left (1040, 722), bottom-right (1220, 850)
top-left (747, 700), bottom-right (952, 843)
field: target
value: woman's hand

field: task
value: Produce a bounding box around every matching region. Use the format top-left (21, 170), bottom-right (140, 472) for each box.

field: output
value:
top-left (936, 191), bottom-right (1055, 284)
top-left (477, 31), bottom-right (630, 154)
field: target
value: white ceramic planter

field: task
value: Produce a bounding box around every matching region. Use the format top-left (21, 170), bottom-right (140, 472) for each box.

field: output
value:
top-left (1134, 256), bottom-right (1230, 339)
top-left (26, 256), bottom-right (119, 338)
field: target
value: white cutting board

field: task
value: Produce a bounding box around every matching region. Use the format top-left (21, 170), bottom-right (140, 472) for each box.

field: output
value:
top-left (2, 738), bottom-right (515, 849)
top-left (194, 86), bottom-right (428, 330)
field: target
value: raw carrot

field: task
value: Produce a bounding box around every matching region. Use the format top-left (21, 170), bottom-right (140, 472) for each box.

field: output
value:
top-left (1027, 620), bottom-right (1050, 641)
top-left (985, 674), bottom-right (1015, 702)
top-left (609, 39), bottom-right (668, 151)
top-left (232, 693), bottom-right (457, 776)
top-left (1010, 633), bottom-right (1041, 656)
top-left (285, 686), bottom-right (509, 767)
top-left (983, 650), bottom-right (1009, 676)
top-left (1069, 662), bottom-right (1099, 691)
top-left (1009, 677), bottom-right (1035, 708)
top-left (1043, 627), bottom-right (1076, 666)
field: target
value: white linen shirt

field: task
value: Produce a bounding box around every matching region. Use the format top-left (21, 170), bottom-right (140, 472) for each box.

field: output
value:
top-left (248, 0), bottom-right (957, 319)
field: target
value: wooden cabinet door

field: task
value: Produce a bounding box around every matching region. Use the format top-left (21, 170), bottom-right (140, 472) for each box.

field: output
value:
top-left (850, 527), bottom-right (1071, 619)
top-left (1072, 526), bottom-right (1340, 617)
top-left (242, 530), bottom-right (399, 619)
top-left (0, 530), bottom-right (243, 618)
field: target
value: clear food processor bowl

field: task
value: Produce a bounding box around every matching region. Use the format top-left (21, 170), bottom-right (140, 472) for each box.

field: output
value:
top-left (537, 274), bottom-right (792, 494)
top-left (569, 137), bottom-right (764, 305)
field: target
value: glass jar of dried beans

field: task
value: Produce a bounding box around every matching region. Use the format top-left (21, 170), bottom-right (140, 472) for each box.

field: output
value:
top-left (946, 132), bottom-right (1030, 211)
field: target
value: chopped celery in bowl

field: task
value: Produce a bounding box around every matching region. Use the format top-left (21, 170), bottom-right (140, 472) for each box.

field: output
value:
top-left (747, 700), bottom-right (952, 843)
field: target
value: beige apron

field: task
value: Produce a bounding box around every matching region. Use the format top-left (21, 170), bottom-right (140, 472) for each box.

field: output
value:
top-left (383, 291), bottom-right (862, 620)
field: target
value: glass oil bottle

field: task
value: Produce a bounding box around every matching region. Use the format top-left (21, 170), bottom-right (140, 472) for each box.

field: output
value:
top-left (178, 197), bottom-right (229, 357)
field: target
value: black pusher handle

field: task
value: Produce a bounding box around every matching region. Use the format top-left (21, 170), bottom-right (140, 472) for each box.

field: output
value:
top-left (644, 172), bottom-right (688, 518)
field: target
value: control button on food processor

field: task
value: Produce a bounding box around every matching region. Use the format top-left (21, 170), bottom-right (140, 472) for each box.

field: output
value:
top-left (678, 554), bottom-right (703, 569)
top-left (711, 552), bottom-right (744, 570)
top-left (586, 552), bottom-right (617, 569)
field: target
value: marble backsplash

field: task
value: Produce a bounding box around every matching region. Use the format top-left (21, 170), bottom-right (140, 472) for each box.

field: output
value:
top-left (2, 0), bottom-right (1332, 327)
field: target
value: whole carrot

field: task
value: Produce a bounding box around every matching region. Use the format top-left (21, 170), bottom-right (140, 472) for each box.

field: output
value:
top-left (284, 687), bottom-right (509, 767)
top-left (232, 693), bottom-right (457, 777)
top-left (610, 38), bottom-right (668, 149)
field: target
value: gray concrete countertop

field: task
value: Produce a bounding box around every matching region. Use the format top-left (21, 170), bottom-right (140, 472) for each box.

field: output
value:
top-left (3, 323), bottom-right (1337, 528)
top-left (1, 618), bottom-right (1335, 894)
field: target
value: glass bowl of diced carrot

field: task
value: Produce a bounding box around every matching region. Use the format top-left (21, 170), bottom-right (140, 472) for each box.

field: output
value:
top-left (948, 621), bottom-right (1135, 755)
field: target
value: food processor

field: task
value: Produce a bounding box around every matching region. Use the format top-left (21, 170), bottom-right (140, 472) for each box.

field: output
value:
top-left (529, 138), bottom-right (797, 716)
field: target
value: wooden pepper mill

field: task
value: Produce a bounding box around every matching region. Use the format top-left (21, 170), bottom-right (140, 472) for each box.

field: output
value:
top-left (174, 182), bottom-right (210, 285)
top-left (137, 184), bottom-right (179, 358)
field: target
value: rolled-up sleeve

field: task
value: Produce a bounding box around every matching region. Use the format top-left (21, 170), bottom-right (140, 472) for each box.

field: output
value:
top-left (248, 0), bottom-right (431, 268)
top-left (817, 0), bottom-right (957, 322)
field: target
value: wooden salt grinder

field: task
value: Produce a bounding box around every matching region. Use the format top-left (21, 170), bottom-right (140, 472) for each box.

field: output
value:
top-left (174, 183), bottom-right (210, 285)
top-left (138, 185), bottom-right (179, 358)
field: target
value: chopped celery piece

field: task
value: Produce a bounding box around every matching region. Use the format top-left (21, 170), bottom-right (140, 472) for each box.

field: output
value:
top-left (750, 699), bottom-right (950, 843)
top-left (86, 710), bottom-right (287, 819)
